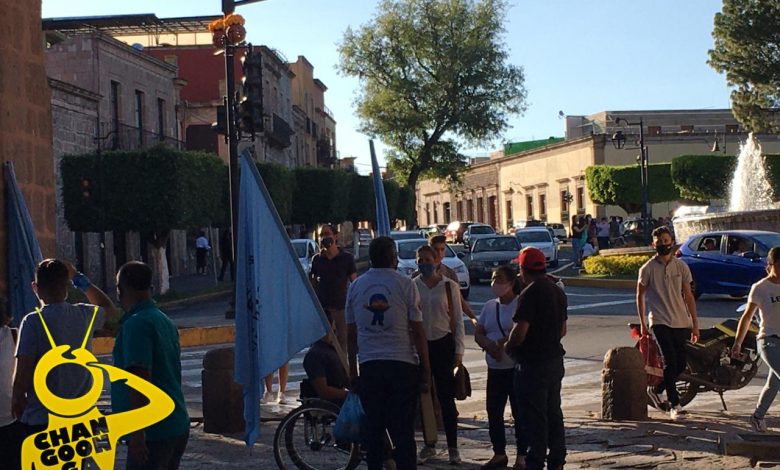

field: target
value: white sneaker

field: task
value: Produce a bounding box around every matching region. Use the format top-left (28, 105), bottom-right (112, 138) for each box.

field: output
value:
top-left (749, 414), bottom-right (768, 433)
top-left (277, 392), bottom-right (289, 405)
top-left (670, 405), bottom-right (686, 421)
top-left (448, 447), bottom-right (461, 465)
top-left (261, 392), bottom-right (273, 404)
top-left (418, 446), bottom-right (437, 464)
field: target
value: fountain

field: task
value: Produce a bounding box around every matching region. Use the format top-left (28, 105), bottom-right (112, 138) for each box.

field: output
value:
top-left (673, 133), bottom-right (780, 243)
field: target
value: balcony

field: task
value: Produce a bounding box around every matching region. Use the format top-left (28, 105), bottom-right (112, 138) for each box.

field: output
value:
top-left (103, 122), bottom-right (182, 151)
top-left (317, 138), bottom-right (336, 167)
top-left (266, 113), bottom-right (293, 149)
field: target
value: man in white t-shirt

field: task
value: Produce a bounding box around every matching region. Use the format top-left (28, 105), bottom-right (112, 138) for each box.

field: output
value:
top-left (347, 236), bottom-right (431, 470)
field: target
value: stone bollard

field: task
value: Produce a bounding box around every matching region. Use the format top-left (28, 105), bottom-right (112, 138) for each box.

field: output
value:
top-left (601, 346), bottom-right (647, 421)
top-left (202, 347), bottom-right (245, 433)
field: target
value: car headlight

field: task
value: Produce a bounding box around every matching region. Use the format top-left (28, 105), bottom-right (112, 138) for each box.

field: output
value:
top-left (404, 267), bottom-right (416, 276)
top-left (454, 265), bottom-right (466, 274)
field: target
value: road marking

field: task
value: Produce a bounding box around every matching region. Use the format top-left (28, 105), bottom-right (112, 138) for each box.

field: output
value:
top-left (567, 299), bottom-right (635, 310)
top-left (550, 262), bottom-right (573, 274)
top-left (566, 293), bottom-right (635, 298)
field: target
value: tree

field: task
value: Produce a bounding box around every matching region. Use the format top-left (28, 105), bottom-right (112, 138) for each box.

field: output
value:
top-left (257, 162), bottom-right (296, 224)
top-left (339, 0), bottom-right (527, 226)
top-left (291, 168), bottom-right (352, 226)
top-left (61, 146), bottom-right (226, 294)
top-left (708, 0), bottom-right (780, 132)
top-left (585, 163), bottom-right (680, 214)
top-left (671, 153), bottom-right (780, 202)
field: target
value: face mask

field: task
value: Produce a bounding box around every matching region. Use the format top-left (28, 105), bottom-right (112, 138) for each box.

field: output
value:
top-left (491, 281), bottom-right (512, 298)
top-left (321, 237), bottom-right (334, 249)
top-left (418, 263), bottom-right (435, 277)
top-left (655, 244), bottom-right (673, 256)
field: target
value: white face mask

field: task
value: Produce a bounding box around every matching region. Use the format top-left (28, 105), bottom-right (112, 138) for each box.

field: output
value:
top-left (491, 281), bottom-right (512, 298)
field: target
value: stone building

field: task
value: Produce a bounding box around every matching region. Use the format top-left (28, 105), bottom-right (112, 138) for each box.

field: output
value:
top-left (417, 109), bottom-right (780, 232)
top-left (0, 0), bottom-right (56, 294)
top-left (289, 56), bottom-right (338, 167)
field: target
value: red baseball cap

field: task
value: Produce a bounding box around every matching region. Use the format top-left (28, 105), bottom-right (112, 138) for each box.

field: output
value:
top-left (517, 247), bottom-right (546, 270)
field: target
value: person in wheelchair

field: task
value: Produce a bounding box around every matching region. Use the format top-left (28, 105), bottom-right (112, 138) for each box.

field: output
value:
top-left (301, 325), bottom-right (349, 405)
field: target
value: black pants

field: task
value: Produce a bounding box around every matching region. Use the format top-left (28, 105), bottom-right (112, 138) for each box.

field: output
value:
top-left (0, 421), bottom-right (27, 470)
top-left (218, 257), bottom-right (234, 281)
top-left (127, 430), bottom-right (189, 470)
top-left (196, 248), bottom-right (208, 273)
top-left (359, 360), bottom-right (419, 470)
top-left (515, 357), bottom-right (566, 470)
top-left (428, 334), bottom-right (458, 448)
top-left (486, 368), bottom-right (525, 455)
top-left (597, 236), bottom-right (609, 249)
top-left (652, 324), bottom-right (690, 407)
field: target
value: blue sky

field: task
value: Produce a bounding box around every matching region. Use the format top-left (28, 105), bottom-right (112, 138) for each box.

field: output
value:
top-left (42, 0), bottom-right (730, 174)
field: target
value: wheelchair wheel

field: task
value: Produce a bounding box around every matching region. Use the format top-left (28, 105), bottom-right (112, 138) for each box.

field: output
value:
top-left (273, 399), bottom-right (362, 470)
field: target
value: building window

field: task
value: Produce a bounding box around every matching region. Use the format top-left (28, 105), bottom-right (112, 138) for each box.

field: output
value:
top-left (526, 195), bottom-right (534, 219)
top-left (505, 199), bottom-right (513, 229)
top-left (110, 81), bottom-right (120, 135)
top-left (134, 90), bottom-right (144, 145)
top-left (433, 203), bottom-right (439, 224)
top-left (560, 190), bottom-right (569, 213)
top-left (726, 124), bottom-right (739, 134)
top-left (467, 199), bottom-right (474, 221)
top-left (457, 200), bottom-right (463, 220)
top-left (539, 194), bottom-right (547, 221)
top-left (647, 126), bottom-right (661, 136)
top-left (476, 197), bottom-right (484, 222)
top-left (425, 203), bottom-right (431, 226)
top-left (157, 98), bottom-right (165, 139)
top-left (576, 186), bottom-right (585, 214)
top-left (443, 202), bottom-right (451, 223)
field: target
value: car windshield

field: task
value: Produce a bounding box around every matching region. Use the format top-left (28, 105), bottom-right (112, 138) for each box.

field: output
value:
top-left (473, 237), bottom-right (519, 253)
top-left (516, 231), bottom-right (551, 243)
top-left (752, 234), bottom-right (780, 257)
top-left (291, 242), bottom-right (307, 258)
top-left (470, 226), bottom-right (494, 235)
top-left (397, 240), bottom-right (428, 259)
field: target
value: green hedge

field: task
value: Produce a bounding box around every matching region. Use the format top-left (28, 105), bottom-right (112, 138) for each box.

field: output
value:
top-left (291, 167), bottom-right (352, 225)
top-left (671, 154), bottom-right (780, 202)
top-left (583, 254), bottom-right (651, 276)
top-left (585, 163), bottom-right (680, 213)
top-left (257, 162), bottom-right (296, 224)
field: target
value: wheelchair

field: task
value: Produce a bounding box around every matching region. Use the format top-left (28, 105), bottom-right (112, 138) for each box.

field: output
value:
top-left (272, 380), bottom-right (361, 470)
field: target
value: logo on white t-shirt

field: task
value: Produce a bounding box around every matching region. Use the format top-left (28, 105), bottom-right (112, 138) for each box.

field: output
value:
top-left (365, 293), bottom-right (390, 326)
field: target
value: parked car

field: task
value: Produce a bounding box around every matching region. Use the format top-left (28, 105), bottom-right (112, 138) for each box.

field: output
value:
top-left (463, 224), bottom-right (496, 248)
top-left (389, 230), bottom-right (427, 241)
top-left (547, 223), bottom-right (567, 240)
top-left (677, 230), bottom-right (780, 299)
top-left (395, 239), bottom-right (471, 298)
top-left (423, 224), bottom-right (448, 237)
top-left (515, 227), bottom-right (560, 267)
top-left (356, 228), bottom-right (374, 246)
top-left (621, 218), bottom-right (662, 246)
top-left (290, 239), bottom-right (319, 275)
top-left (466, 236), bottom-right (521, 283)
top-left (445, 221), bottom-right (477, 243)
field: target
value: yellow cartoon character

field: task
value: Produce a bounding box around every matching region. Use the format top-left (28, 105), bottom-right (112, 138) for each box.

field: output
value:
top-left (21, 307), bottom-right (174, 469)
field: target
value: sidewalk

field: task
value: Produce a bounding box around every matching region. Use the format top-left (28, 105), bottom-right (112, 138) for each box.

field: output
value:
top-left (113, 408), bottom-right (769, 469)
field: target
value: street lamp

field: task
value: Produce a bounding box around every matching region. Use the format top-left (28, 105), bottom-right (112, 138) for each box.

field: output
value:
top-left (611, 117), bottom-right (650, 244)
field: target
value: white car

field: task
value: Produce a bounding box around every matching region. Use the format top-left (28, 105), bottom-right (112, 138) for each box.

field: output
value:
top-left (514, 227), bottom-right (560, 268)
top-left (290, 239), bottom-right (319, 275)
top-left (395, 239), bottom-right (471, 298)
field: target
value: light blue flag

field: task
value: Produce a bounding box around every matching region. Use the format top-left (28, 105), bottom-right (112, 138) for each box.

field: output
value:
top-left (370, 140), bottom-right (391, 237)
top-left (234, 150), bottom-right (330, 446)
top-left (5, 162), bottom-right (43, 325)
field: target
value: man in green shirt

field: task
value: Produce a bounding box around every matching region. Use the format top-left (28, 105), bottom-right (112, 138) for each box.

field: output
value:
top-left (112, 262), bottom-right (189, 469)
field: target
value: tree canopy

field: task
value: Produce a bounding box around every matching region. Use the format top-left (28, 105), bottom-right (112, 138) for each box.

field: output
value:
top-left (338, 0), bottom-right (527, 207)
top-left (671, 153), bottom-right (780, 202)
top-left (708, 0), bottom-right (780, 132)
top-left (585, 163), bottom-right (680, 214)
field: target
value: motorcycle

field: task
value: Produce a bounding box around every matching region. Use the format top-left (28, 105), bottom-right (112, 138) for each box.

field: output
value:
top-left (629, 304), bottom-right (761, 411)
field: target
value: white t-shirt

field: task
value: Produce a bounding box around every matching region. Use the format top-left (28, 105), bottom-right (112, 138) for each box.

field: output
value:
top-left (414, 277), bottom-right (465, 354)
top-left (346, 268), bottom-right (423, 365)
top-left (477, 297), bottom-right (517, 369)
top-left (748, 278), bottom-right (780, 339)
top-left (597, 222), bottom-right (610, 237)
top-left (0, 326), bottom-right (15, 426)
top-left (582, 243), bottom-right (597, 259)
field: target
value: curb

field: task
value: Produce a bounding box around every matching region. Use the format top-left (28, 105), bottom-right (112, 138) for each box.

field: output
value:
top-left (560, 276), bottom-right (636, 290)
top-left (158, 289), bottom-right (232, 310)
top-left (93, 325), bottom-right (235, 356)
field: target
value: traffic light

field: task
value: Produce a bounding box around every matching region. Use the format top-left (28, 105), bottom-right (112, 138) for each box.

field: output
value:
top-left (212, 104), bottom-right (227, 136)
top-left (238, 47), bottom-right (264, 136)
top-left (80, 178), bottom-right (92, 199)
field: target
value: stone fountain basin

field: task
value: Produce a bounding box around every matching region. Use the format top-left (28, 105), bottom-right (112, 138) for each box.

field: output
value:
top-left (673, 209), bottom-right (780, 243)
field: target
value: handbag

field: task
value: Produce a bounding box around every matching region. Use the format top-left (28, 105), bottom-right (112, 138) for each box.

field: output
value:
top-left (333, 392), bottom-right (366, 443)
top-left (638, 333), bottom-right (665, 387)
top-left (454, 364), bottom-right (471, 400)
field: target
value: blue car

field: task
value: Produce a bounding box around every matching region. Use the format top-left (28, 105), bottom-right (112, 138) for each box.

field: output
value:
top-left (677, 230), bottom-right (780, 299)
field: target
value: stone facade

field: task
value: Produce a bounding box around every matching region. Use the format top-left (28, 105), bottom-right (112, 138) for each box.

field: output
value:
top-left (289, 56), bottom-right (337, 168)
top-left (0, 0), bottom-right (56, 294)
top-left (255, 46), bottom-right (295, 167)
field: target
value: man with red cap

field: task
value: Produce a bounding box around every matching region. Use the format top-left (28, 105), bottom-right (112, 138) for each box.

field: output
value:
top-left (504, 247), bottom-right (568, 470)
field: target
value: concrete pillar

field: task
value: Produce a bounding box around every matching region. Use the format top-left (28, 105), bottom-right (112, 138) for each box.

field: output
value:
top-left (601, 346), bottom-right (647, 421)
top-left (202, 347), bottom-right (245, 433)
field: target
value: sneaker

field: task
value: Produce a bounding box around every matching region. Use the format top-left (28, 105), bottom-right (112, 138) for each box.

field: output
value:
top-left (647, 387), bottom-right (666, 410)
top-left (277, 392), bottom-right (289, 405)
top-left (749, 414), bottom-right (768, 433)
top-left (479, 454), bottom-right (508, 470)
top-left (261, 392), bottom-right (273, 404)
top-left (670, 406), bottom-right (685, 421)
top-left (418, 446), bottom-right (437, 464)
top-left (448, 447), bottom-right (461, 465)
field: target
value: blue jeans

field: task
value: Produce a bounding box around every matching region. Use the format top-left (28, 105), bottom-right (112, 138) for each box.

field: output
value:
top-left (571, 238), bottom-right (582, 265)
top-left (515, 357), bottom-right (566, 470)
top-left (755, 336), bottom-right (780, 419)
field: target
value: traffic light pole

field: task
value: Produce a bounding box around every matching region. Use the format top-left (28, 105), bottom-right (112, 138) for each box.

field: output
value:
top-left (224, 43), bottom-right (240, 264)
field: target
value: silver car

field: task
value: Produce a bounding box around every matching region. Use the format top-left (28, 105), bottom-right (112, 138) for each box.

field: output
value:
top-left (467, 236), bottom-right (521, 283)
top-left (290, 239), bottom-right (319, 275)
top-left (515, 228), bottom-right (560, 267)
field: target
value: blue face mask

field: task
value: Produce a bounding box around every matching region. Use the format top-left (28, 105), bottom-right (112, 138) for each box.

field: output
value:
top-left (418, 263), bottom-right (435, 277)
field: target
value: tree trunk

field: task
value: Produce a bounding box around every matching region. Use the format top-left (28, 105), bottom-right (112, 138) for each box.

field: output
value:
top-left (149, 230), bottom-right (171, 295)
top-left (406, 166), bottom-right (422, 229)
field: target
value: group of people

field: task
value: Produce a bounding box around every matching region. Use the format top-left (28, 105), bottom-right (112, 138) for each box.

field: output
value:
top-left (0, 259), bottom-right (188, 470)
top-left (301, 227), bottom-right (568, 470)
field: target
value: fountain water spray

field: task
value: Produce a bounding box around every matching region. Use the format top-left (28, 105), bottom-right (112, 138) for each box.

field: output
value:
top-left (728, 133), bottom-right (774, 212)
